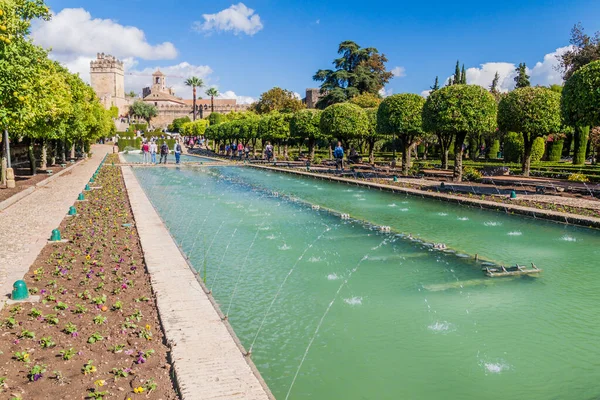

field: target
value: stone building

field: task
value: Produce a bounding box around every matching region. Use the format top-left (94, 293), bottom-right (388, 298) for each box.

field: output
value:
top-left (303, 88), bottom-right (323, 109)
top-left (90, 53), bottom-right (132, 115)
top-left (89, 53), bottom-right (250, 130)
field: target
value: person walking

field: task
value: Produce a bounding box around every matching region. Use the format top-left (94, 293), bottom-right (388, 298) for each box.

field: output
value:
top-left (141, 141), bottom-right (150, 164)
top-left (150, 140), bottom-right (157, 164)
top-left (160, 141), bottom-right (169, 164)
top-left (334, 141), bottom-right (344, 171)
top-left (174, 140), bottom-right (182, 164)
top-left (237, 142), bottom-right (244, 160)
top-left (265, 142), bottom-right (274, 162)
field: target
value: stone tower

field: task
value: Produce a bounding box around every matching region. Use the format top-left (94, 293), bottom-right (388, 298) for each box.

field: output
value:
top-left (90, 53), bottom-right (126, 113)
top-left (305, 88), bottom-right (322, 109)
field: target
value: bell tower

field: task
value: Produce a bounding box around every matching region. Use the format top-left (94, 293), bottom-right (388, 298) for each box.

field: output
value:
top-left (152, 70), bottom-right (166, 93)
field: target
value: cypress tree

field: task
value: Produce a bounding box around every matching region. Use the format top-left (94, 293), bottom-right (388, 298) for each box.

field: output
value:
top-left (514, 63), bottom-right (530, 88)
top-left (490, 71), bottom-right (500, 94)
top-left (453, 60), bottom-right (461, 85)
top-left (460, 64), bottom-right (467, 84)
top-left (430, 76), bottom-right (440, 92)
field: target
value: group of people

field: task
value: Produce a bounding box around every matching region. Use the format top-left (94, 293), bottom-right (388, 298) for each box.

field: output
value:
top-left (140, 139), bottom-right (183, 164)
top-left (185, 136), bottom-right (206, 150)
top-left (219, 143), bottom-right (252, 160)
top-left (333, 142), bottom-right (361, 171)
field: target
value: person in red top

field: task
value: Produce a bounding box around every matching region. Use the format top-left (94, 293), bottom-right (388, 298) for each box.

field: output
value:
top-left (141, 141), bottom-right (150, 164)
top-left (237, 143), bottom-right (244, 159)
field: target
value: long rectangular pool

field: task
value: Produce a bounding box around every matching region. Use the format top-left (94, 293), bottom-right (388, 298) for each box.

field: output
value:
top-left (131, 165), bottom-right (600, 400)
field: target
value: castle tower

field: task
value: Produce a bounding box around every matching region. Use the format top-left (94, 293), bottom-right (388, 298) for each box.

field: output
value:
top-left (152, 70), bottom-right (166, 93)
top-left (90, 53), bottom-right (126, 112)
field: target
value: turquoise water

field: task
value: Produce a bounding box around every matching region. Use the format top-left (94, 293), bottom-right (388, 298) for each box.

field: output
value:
top-left (132, 165), bottom-right (600, 400)
top-left (121, 152), bottom-right (216, 163)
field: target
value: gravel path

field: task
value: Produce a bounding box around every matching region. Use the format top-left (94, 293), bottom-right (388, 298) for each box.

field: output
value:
top-left (0, 145), bottom-right (111, 309)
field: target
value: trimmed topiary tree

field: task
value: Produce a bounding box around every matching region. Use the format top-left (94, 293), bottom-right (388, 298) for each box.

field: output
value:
top-left (364, 108), bottom-right (385, 164)
top-left (562, 60), bottom-right (600, 165)
top-left (498, 87), bottom-right (561, 176)
top-left (531, 136), bottom-right (545, 163)
top-left (320, 102), bottom-right (368, 146)
top-left (504, 132), bottom-right (524, 163)
top-left (377, 94), bottom-right (426, 175)
top-left (487, 139), bottom-right (500, 159)
top-left (290, 109), bottom-right (322, 161)
top-left (422, 85), bottom-right (497, 181)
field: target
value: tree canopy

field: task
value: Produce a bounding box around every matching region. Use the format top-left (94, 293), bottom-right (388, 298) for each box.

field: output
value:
top-left (251, 87), bottom-right (304, 114)
top-left (290, 109), bottom-right (322, 160)
top-left (319, 102), bottom-right (368, 143)
top-left (128, 101), bottom-right (158, 126)
top-left (349, 92), bottom-right (382, 109)
top-left (313, 41), bottom-right (392, 109)
top-left (562, 60), bottom-right (600, 128)
top-left (377, 94), bottom-right (425, 174)
top-left (422, 85), bottom-right (497, 181)
top-left (559, 23), bottom-right (600, 80)
top-left (498, 87), bottom-right (561, 175)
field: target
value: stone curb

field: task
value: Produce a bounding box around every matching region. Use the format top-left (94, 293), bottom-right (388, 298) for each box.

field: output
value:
top-left (0, 159), bottom-right (86, 212)
top-left (121, 166), bottom-right (273, 400)
top-left (249, 164), bottom-right (600, 230)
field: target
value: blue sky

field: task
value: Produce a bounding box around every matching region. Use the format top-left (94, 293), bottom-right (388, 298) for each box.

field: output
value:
top-left (39, 0), bottom-right (600, 102)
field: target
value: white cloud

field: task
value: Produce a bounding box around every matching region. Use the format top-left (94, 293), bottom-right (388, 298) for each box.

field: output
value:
top-left (32, 8), bottom-right (177, 60)
top-left (218, 90), bottom-right (255, 104)
top-left (193, 3), bottom-right (263, 36)
top-left (432, 47), bottom-right (572, 95)
top-left (420, 89), bottom-right (431, 98)
top-left (391, 66), bottom-right (406, 78)
top-left (379, 87), bottom-right (393, 98)
top-left (124, 62), bottom-right (214, 98)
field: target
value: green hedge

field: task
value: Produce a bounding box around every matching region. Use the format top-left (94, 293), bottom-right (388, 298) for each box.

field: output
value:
top-left (531, 137), bottom-right (545, 163)
top-left (487, 140), bottom-right (500, 159)
top-left (547, 139), bottom-right (564, 162)
top-left (504, 132), bottom-right (524, 163)
top-left (130, 123), bottom-right (148, 132)
top-left (117, 137), bottom-right (142, 151)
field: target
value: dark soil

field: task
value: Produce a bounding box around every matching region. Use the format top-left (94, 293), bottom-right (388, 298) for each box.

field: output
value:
top-left (0, 154), bottom-right (179, 400)
top-left (0, 165), bottom-right (70, 203)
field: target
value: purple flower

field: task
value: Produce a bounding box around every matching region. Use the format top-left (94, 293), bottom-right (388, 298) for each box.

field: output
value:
top-left (40, 289), bottom-right (47, 295)
top-left (121, 284), bottom-right (128, 289)
top-left (72, 332), bottom-right (79, 337)
top-left (33, 373), bottom-right (42, 381)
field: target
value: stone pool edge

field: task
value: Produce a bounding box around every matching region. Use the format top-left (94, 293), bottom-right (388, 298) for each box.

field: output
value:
top-left (121, 166), bottom-right (274, 400)
top-left (248, 164), bottom-right (600, 230)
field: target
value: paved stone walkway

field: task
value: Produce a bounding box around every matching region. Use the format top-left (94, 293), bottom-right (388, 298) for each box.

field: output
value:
top-left (0, 145), bottom-right (111, 309)
top-left (122, 166), bottom-right (272, 400)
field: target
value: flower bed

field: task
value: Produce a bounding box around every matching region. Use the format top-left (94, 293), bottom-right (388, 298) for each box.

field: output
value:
top-left (0, 154), bottom-right (179, 400)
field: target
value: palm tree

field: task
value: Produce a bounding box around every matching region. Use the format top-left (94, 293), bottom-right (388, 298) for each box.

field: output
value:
top-left (185, 77), bottom-right (204, 120)
top-left (205, 87), bottom-right (219, 113)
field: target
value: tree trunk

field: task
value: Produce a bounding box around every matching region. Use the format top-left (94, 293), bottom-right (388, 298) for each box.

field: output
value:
top-left (277, 143), bottom-right (281, 156)
top-left (283, 142), bottom-right (289, 160)
top-left (26, 138), bottom-right (37, 175)
top-left (252, 138), bottom-right (257, 157)
top-left (192, 87), bottom-right (197, 121)
top-left (453, 132), bottom-right (467, 182)
top-left (402, 141), bottom-right (411, 176)
top-left (211, 96), bottom-right (214, 113)
top-left (329, 144), bottom-right (333, 160)
top-left (51, 140), bottom-right (57, 166)
top-left (423, 143), bottom-right (429, 160)
top-left (308, 138), bottom-right (316, 161)
top-left (1, 137), bottom-right (6, 186)
top-left (573, 125), bottom-right (589, 165)
top-left (60, 140), bottom-right (66, 163)
top-left (436, 132), bottom-right (453, 170)
top-left (368, 139), bottom-right (375, 165)
top-left (442, 149), bottom-right (449, 169)
top-left (522, 134), bottom-right (533, 177)
top-left (40, 139), bottom-right (47, 170)
top-left (70, 143), bottom-right (75, 160)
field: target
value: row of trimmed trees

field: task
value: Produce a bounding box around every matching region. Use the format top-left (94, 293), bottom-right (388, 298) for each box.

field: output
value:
top-left (201, 57), bottom-right (599, 182)
top-left (1, 0), bottom-right (115, 183)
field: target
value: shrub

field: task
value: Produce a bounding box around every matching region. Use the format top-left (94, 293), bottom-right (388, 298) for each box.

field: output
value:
top-left (503, 132), bottom-right (524, 163)
top-left (487, 139), bottom-right (500, 159)
top-left (547, 139), bottom-right (564, 162)
top-left (568, 173), bottom-right (589, 183)
top-left (531, 137), bottom-right (546, 162)
top-left (130, 123), bottom-right (148, 132)
top-left (463, 166), bottom-right (482, 181)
